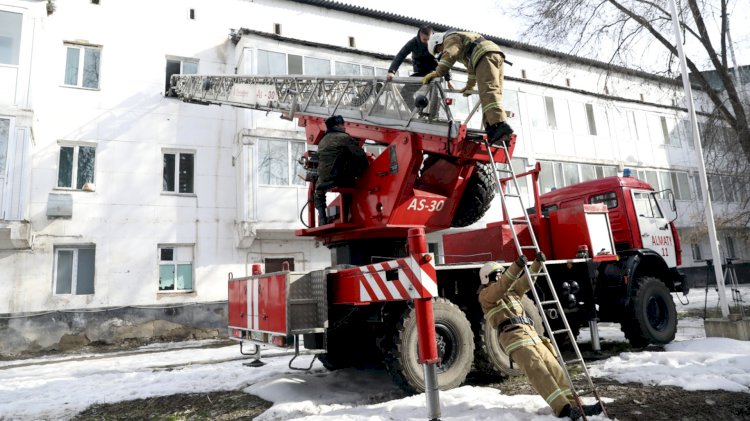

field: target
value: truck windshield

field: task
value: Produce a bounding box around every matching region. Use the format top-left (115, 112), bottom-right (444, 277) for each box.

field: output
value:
top-left (633, 191), bottom-right (663, 218)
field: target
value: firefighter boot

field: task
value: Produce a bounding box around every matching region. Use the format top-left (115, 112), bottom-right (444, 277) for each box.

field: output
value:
top-left (559, 403), bottom-right (604, 420)
top-left (316, 204), bottom-right (328, 226)
top-left (486, 121), bottom-right (514, 146)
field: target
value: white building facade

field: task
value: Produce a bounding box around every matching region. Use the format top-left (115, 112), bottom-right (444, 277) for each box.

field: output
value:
top-left (0, 0), bottom-right (746, 354)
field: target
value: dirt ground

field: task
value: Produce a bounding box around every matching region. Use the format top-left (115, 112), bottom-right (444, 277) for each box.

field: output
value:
top-left (71, 341), bottom-right (750, 421)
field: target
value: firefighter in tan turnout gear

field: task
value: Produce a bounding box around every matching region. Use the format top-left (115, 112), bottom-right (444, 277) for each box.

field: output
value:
top-left (478, 253), bottom-right (604, 420)
top-left (422, 30), bottom-right (513, 146)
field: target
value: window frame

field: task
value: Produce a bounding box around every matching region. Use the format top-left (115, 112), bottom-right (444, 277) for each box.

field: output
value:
top-left (257, 139), bottom-right (307, 187)
top-left (53, 245), bottom-right (96, 295)
top-left (0, 10), bottom-right (22, 66)
top-left (158, 244), bottom-right (195, 292)
top-left (165, 56), bottom-right (199, 96)
top-left (56, 142), bottom-right (97, 191)
top-left (162, 149), bottom-right (196, 195)
top-left (63, 42), bottom-right (102, 90)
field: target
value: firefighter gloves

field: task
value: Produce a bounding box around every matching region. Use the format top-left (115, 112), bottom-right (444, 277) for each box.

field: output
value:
top-left (460, 81), bottom-right (476, 96)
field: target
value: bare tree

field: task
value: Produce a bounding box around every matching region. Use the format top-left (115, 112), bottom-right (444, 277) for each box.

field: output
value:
top-left (511, 0), bottom-right (750, 164)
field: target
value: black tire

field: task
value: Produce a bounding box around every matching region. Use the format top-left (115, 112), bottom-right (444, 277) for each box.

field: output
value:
top-left (474, 295), bottom-right (543, 376)
top-left (451, 164), bottom-right (495, 228)
top-left (621, 276), bottom-right (677, 348)
top-left (385, 298), bottom-right (474, 393)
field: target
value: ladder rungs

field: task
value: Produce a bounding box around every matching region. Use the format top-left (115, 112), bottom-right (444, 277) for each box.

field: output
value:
top-left (540, 300), bottom-right (559, 306)
top-left (503, 193), bottom-right (522, 198)
top-left (576, 388), bottom-right (595, 396)
top-left (565, 357), bottom-right (583, 365)
top-left (507, 219), bottom-right (529, 224)
top-left (530, 272), bottom-right (548, 278)
top-left (520, 245), bottom-right (538, 250)
top-left (552, 328), bottom-right (571, 335)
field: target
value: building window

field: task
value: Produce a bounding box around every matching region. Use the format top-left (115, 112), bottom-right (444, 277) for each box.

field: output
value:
top-left (691, 243), bottom-right (702, 261)
top-left (569, 101), bottom-right (589, 135)
top-left (635, 169), bottom-right (659, 190)
top-left (0, 118), bottom-right (9, 174)
top-left (670, 171), bottom-right (692, 200)
top-left (159, 245), bottom-right (194, 291)
top-left (54, 246), bottom-right (95, 295)
top-left (590, 192), bottom-right (618, 209)
top-left (165, 57), bottom-right (198, 96)
top-left (690, 172), bottom-right (703, 200)
top-left (258, 49), bottom-right (286, 75)
top-left (264, 257), bottom-right (295, 273)
top-left (584, 103), bottom-right (597, 135)
top-left (708, 175), bottom-right (725, 202)
top-left (335, 61), bottom-right (361, 76)
top-left (725, 237), bottom-right (736, 259)
top-left (0, 11), bottom-right (22, 65)
top-left (63, 43), bottom-right (101, 89)
top-left (258, 139), bottom-right (306, 186)
top-left (544, 96), bottom-right (557, 130)
top-left (163, 151), bottom-right (194, 194)
top-left (362, 66), bottom-right (375, 76)
top-left (57, 144), bottom-right (96, 190)
top-left (304, 56), bottom-right (331, 75)
top-left (288, 54), bottom-right (303, 74)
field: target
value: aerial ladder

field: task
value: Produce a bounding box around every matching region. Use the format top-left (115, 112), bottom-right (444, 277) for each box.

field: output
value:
top-left (171, 73), bottom-right (605, 419)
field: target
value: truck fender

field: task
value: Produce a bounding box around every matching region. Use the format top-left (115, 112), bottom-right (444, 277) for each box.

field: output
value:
top-left (618, 249), bottom-right (673, 297)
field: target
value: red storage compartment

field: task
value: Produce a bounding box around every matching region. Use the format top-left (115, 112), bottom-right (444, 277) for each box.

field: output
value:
top-left (228, 279), bottom-right (247, 329)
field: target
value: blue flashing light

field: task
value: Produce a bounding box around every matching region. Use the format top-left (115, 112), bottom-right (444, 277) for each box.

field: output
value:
top-left (623, 168), bottom-right (632, 177)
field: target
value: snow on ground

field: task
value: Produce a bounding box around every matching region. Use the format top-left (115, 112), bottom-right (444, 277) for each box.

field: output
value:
top-left (1, 286), bottom-right (748, 420)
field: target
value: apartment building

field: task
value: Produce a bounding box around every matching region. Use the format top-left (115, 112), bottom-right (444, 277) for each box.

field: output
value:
top-left (0, 0), bottom-right (746, 354)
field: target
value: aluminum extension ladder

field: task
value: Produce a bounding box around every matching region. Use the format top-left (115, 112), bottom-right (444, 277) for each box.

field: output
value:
top-left (483, 138), bottom-right (608, 420)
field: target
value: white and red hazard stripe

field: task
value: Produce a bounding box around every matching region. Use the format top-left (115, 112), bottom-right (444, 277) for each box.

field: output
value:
top-left (356, 256), bottom-right (437, 303)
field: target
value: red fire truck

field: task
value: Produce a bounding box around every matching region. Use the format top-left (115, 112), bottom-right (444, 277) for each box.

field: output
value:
top-left (173, 74), bottom-right (687, 397)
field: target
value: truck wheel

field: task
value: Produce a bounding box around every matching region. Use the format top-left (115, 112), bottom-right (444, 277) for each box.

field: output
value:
top-left (474, 296), bottom-right (543, 376)
top-left (385, 298), bottom-right (474, 393)
top-left (451, 164), bottom-right (495, 228)
top-left (621, 276), bottom-right (677, 348)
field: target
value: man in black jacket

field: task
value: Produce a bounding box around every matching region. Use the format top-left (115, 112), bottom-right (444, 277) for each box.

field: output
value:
top-left (314, 115), bottom-right (369, 226)
top-left (387, 25), bottom-right (453, 108)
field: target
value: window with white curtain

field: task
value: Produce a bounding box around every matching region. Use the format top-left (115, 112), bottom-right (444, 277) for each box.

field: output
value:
top-left (257, 49), bottom-right (286, 75)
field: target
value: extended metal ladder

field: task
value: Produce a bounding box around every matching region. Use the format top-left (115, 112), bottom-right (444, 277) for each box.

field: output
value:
top-left (483, 138), bottom-right (608, 420)
top-left (171, 74), bottom-right (460, 138)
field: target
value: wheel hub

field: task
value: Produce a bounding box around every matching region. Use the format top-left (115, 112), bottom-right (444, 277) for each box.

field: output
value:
top-left (646, 296), bottom-right (668, 331)
top-left (435, 323), bottom-right (458, 372)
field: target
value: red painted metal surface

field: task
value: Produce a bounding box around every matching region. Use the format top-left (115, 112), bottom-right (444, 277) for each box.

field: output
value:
top-left (295, 116), bottom-right (515, 244)
top-left (408, 228), bottom-right (440, 364)
top-left (328, 256), bottom-right (437, 305)
top-left (548, 204), bottom-right (616, 260)
top-left (228, 279), bottom-right (247, 329)
top-left (257, 274), bottom-right (288, 334)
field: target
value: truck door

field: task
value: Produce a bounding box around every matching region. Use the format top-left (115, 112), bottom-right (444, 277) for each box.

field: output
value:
top-left (631, 190), bottom-right (676, 267)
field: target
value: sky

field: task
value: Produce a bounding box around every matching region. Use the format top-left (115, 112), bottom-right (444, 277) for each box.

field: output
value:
top-left (343, 0), bottom-right (749, 68)
top-left (1, 285), bottom-right (748, 420)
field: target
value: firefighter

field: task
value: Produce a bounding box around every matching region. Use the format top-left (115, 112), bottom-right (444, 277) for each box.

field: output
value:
top-left (387, 25), bottom-right (454, 108)
top-left (422, 31), bottom-right (513, 146)
top-left (314, 115), bottom-right (369, 226)
top-left (478, 253), bottom-right (604, 420)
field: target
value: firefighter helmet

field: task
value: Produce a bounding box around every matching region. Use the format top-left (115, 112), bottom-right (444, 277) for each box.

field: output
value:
top-left (427, 32), bottom-right (445, 56)
top-left (479, 261), bottom-right (503, 285)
